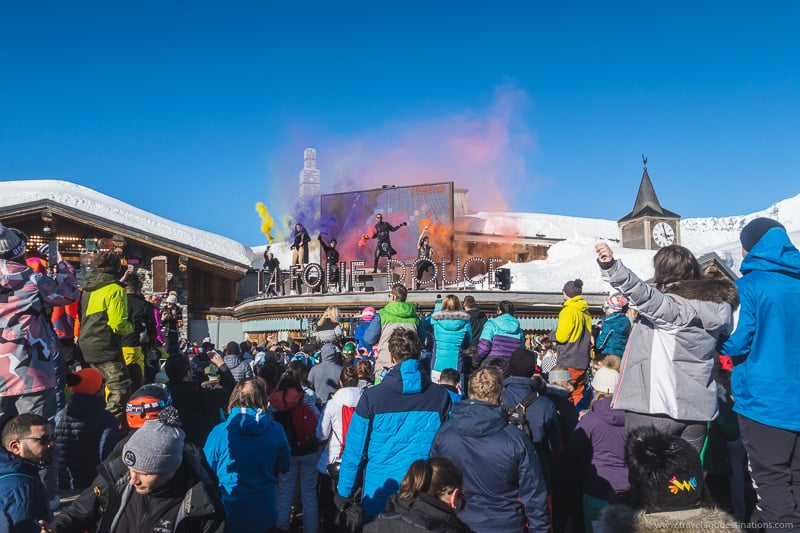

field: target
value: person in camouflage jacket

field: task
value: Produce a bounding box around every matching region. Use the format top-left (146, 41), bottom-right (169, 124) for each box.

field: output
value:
top-left (0, 224), bottom-right (79, 418)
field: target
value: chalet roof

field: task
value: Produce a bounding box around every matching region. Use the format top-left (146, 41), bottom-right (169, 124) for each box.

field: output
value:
top-left (0, 179), bottom-right (254, 276)
top-left (618, 168), bottom-right (680, 222)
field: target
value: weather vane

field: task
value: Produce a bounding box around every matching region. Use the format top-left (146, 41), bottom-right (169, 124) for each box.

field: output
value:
top-left (642, 154), bottom-right (648, 170)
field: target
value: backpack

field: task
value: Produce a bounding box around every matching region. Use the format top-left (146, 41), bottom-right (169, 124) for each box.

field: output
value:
top-left (271, 389), bottom-right (319, 456)
top-left (338, 405), bottom-right (356, 457)
top-left (505, 390), bottom-right (539, 440)
top-left (289, 401), bottom-right (319, 455)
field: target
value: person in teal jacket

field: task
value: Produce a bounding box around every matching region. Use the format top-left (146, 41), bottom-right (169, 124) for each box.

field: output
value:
top-left (204, 378), bottom-right (291, 532)
top-left (474, 301), bottom-right (524, 369)
top-left (720, 218), bottom-right (800, 528)
top-left (429, 295), bottom-right (472, 381)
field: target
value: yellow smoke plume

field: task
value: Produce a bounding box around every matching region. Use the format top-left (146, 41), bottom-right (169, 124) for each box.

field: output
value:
top-left (255, 202), bottom-right (276, 244)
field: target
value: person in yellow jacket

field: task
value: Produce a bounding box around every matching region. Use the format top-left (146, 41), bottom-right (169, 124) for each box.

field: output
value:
top-left (77, 252), bottom-right (133, 424)
top-left (550, 279), bottom-right (593, 406)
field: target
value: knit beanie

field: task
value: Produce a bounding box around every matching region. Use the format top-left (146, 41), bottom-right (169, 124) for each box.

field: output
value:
top-left (591, 366), bottom-right (620, 394)
top-left (563, 279), bottom-right (583, 298)
top-left (361, 307), bottom-right (376, 321)
top-left (603, 293), bottom-right (628, 313)
top-left (740, 217), bottom-right (785, 252)
top-left (547, 369), bottom-right (572, 384)
top-left (626, 427), bottom-right (704, 512)
top-left (123, 406), bottom-right (184, 474)
top-left (0, 224), bottom-right (27, 260)
top-left (508, 347), bottom-right (538, 378)
top-left (67, 368), bottom-right (104, 396)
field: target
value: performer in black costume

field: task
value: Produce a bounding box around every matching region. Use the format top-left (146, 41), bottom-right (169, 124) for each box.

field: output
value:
top-left (317, 234), bottom-right (340, 290)
top-left (365, 213), bottom-right (407, 273)
top-left (416, 225), bottom-right (437, 288)
top-left (262, 250), bottom-right (281, 297)
top-left (290, 223), bottom-right (310, 269)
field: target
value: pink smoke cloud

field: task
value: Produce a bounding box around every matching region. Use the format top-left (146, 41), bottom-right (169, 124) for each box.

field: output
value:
top-left (266, 84), bottom-right (538, 219)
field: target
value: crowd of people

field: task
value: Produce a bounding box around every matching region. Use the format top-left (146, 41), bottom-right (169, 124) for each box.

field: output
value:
top-left (0, 217), bottom-right (797, 532)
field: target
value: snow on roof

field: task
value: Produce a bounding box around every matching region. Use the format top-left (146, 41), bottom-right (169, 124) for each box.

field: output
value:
top-left (4, 179), bottom-right (797, 292)
top-left (0, 179), bottom-right (255, 267)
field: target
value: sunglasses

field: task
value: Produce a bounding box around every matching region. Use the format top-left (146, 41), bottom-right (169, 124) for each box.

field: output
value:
top-left (21, 434), bottom-right (56, 444)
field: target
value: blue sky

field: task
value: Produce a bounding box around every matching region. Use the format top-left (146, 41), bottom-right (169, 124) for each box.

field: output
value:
top-left (2, 2), bottom-right (799, 245)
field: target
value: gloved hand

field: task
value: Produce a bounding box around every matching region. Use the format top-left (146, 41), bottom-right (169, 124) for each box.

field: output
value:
top-left (333, 491), bottom-right (351, 512)
top-left (401, 221), bottom-right (408, 227)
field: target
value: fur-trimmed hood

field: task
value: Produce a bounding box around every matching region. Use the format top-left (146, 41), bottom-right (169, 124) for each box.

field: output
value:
top-left (663, 278), bottom-right (739, 310)
top-left (431, 310), bottom-right (470, 322)
top-left (600, 504), bottom-right (742, 532)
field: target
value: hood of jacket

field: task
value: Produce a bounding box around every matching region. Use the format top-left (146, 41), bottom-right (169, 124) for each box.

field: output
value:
top-left (381, 301), bottom-right (419, 322)
top-left (64, 392), bottom-right (107, 418)
top-left (381, 493), bottom-right (465, 531)
top-left (382, 358), bottom-right (432, 395)
top-left (81, 271), bottom-right (121, 292)
top-left (466, 307), bottom-right (487, 320)
top-left (662, 278), bottom-right (740, 309)
top-left (451, 399), bottom-right (509, 438)
top-left (740, 226), bottom-right (800, 277)
top-left (590, 396), bottom-right (625, 426)
top-left (0, 449), bottom-right (43, 477)
top-left (320, 343), bottom-right (341, 364)
top-left (503, 376), bottom-right (539, 396)
top-left (601, 504), bottom-right (739, 533)
top-left (224, 407), bottom-right (273, 436)
top-left (268, 387), bottom-right (304, 411)
top-left (431, 310), bottom-right (470, 331)
top-left (490, 313), bottom-right (523, 336)
top-left (563, 295), bottom-right (590, 312)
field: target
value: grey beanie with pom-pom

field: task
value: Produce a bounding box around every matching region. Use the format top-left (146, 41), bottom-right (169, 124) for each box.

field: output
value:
top-left (563, 279), bottom-right (584, 298)
top-left (122, 406), bottom-right (184, 473)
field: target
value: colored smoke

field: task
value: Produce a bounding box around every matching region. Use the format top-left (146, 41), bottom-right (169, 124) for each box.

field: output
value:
top-left (321, 85), bottom-right (535, 213)
top-left (255, 201), bottom-right (276, 244)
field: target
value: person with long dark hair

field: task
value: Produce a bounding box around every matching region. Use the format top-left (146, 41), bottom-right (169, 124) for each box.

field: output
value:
top-left (595, 242), bottom-right (738, 452)
top-left (365, 457), bottom-right (471, 533)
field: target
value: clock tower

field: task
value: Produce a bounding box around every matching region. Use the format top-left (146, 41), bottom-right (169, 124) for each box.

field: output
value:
top-left (618, 156), bottom-right (681, 250)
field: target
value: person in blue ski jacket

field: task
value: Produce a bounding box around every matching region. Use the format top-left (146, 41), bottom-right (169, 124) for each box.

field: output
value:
top-left (720, 218), bottom-right (800, 528)
top-left (336, 328), bottom-right (451, 519)
top-left (204, 378), bottom-right (291, 533)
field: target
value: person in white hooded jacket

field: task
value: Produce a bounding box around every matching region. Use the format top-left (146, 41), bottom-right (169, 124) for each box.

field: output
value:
top-left (316, 365), bottom-right (362, 530)
top-left (595, 242), bottom-right (738, 452)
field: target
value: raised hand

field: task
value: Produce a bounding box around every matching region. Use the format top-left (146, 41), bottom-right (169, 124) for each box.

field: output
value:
top-left (595, 242), bottom-right (614, 263)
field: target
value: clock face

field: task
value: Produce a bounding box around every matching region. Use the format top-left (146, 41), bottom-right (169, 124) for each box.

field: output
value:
top-left (652, 222), bottom-right (675, 247)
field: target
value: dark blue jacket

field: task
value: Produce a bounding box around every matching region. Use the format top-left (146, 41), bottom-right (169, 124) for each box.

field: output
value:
top-left (204, 407), bottom-right (291, 532)
top-left (430, 400), bottom-right (550, 533)
top-left (502, 376), bottom-right (562, 453)
top-left (337, 358), bottom-right (451, 518)
top-left (721, 226), bottom-right (800, 431)
top-left (594, 311), bottom-right (631, 357)
top-left (0, 450), bottom-right (51, 532)
top-left (55, 393), bottom-right (120, 490)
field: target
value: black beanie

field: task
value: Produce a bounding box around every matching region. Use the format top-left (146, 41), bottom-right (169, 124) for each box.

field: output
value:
top-left (740, 217), bottom-right (784, 252)
top-left (563, 279), bottom-right (583, 298)
top-left (508, 347), bottom-right (538, 378)
top-left (626, 427), bottom-right (704, 512)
